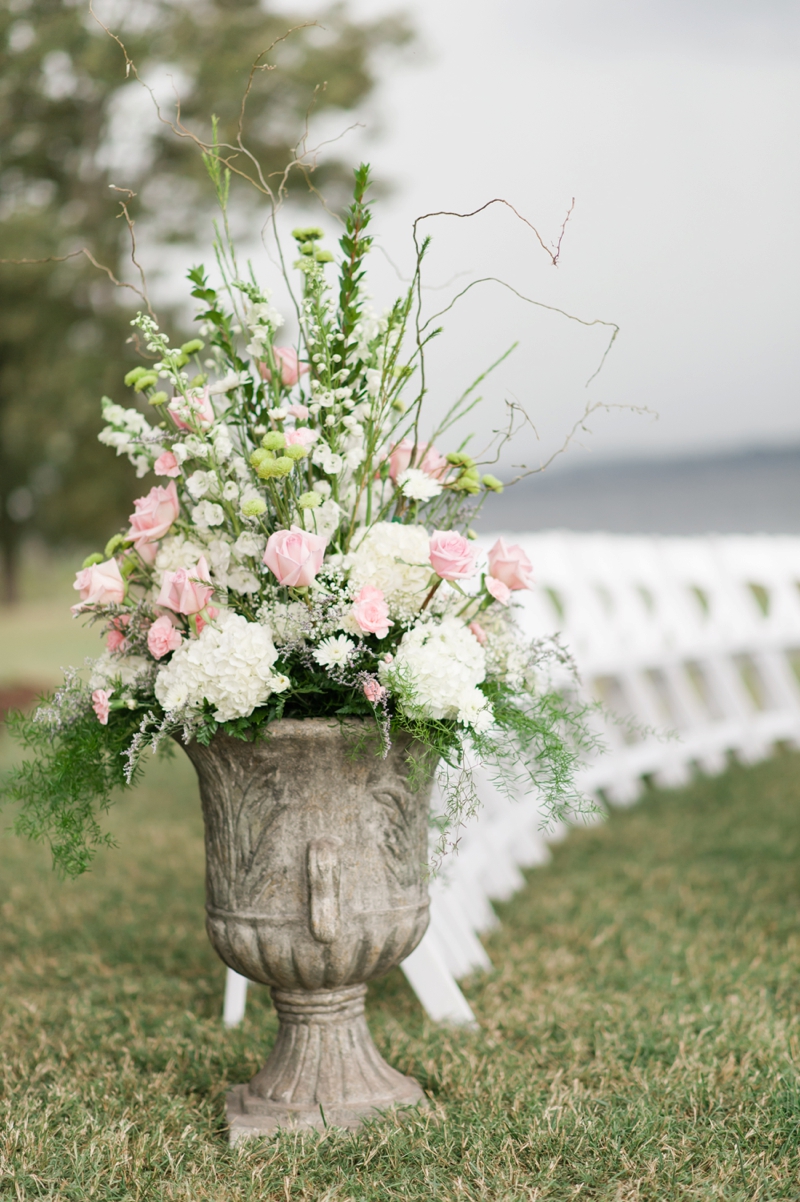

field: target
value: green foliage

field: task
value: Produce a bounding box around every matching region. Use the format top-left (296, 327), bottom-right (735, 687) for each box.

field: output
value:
top-left (3, 699), bottom-right (144, 878)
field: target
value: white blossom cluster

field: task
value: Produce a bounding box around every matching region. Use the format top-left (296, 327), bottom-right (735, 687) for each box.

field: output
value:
top-left (344, 522), bottom-right (432, 619)
top-left (154, 611), bottom-right (289, 721)
top-left (97, 399), bottom-right (160, 478)
top-left (380, 616), bottom-right (492, 733)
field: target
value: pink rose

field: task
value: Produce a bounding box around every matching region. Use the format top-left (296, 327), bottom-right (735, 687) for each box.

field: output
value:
top-left (92, 688), bottom-right (113, 725)
top-left (429, 531), bottom-right (478, 581)
top-left (128, 481), bottom-right (180, 555)
top-left (363, 679), bottom-right (387, 704)
top-left (352, 585), bottom-right (393, 640)
top-left (259, 347), bottom-right (309, 388)
top-left (284, 426), bottom-right (318, 448)
top-left (487, 538), bottom-right (533, 591)
top-left (387, 438), bottom-right (448, 483)
top-left (194, 606), bottom-right (219, 636)
top-left (147, 614), bottom-right (183, 659)
top-left (485, 575), bottom-right (510, 606)
top-left (169, 386), bottom-right (215, 431)
top-left (263, 526), bottom-right (326, 588)
top-left (72, 558), bottom-right (126, 613)
top-left (469, 620), bottom-right (488, 645)
top-left (157, 556), bottom-right (214, 615)
top-left (154, 451), bottom-right (181, 478)
top-left (285, 403), bottom-right (309, 420)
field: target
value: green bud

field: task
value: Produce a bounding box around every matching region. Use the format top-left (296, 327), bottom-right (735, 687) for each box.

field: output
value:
top-left (82, 552), bottom-right (105, 569)
top-left (180, 338), bottom-right (205, 355)
top-left (249, 448), bottom-right (274, 470)
top-left (460, 466), bottom-right (480, 482)
top-left (188, 374), bottom-right (207, 390)
top-left (261, 431), bottom-right (286, 451)
top-left (314, 249), bottom-right (334, 263)
top-left (467, 529), bottom-right (478, 540)
top-left (292, 226), bottom-right (324, 243)
top-left (446, 452), bottom-right (476, 468)
top-left (298, 490), bottom-right (322, 509)
top-left (284, 444), bottom-right (308, 461)
top-left (391, 399), bottom-right (406, 413)
top-left (124, 366), bottom-right (149, 387)
top-left (452, 478), bottom-right (481, 495)
top-left (300, 242), bottom-right (316, 256)
top-left (133, 372), bottom-right (159, 392)
top-left (173, 350), bottom-right (189, 368)
top-left (121, 555), bottom-right (138, 577)
top-left (241, 497), bottom-right (267, 517)
top-left (271, 456), bottom-right (295, 478)
top-left (104, 534), bottom-right (127, 558)
top-left (481, 474), bottom-right (504, 493)
top-left (149, 391), bottom-right (169, 407)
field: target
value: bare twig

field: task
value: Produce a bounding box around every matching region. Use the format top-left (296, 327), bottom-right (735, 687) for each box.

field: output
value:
top-left (413, 196), bottom-right (576, 268)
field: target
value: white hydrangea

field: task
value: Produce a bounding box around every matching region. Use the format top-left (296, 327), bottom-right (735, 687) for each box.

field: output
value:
top-left (154, 534), bottom-right (207, 581)
top-left (154, 611), bottom-right (288, 721)
top-left (345, 522), bottom-right (432, 619)
top-left (89, 652), bottom-right (150, 691)
top-left (380, 616), bottom-right (491, 730)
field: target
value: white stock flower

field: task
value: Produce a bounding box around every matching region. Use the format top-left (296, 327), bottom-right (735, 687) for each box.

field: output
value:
top-left (154, 611), bottom-right (286, 721)
top-left (212, 423), bottom-right (234, 460)
top-left (234, 531), bottom-right (265, 559)
top-left (207, 537), bottom-right (232, 583)
top-left (221, 481), bottom-right (239, 502)
top-left (398, 468), bottom-right (443, 502)
top-left (192, 501), bottom-right (225, 528)
top-left (299, 498), bottom-right (341, 541)
top-left (379, 616), bottom-right (488, 725)
top-left (186, 470), bottom-right (215, 500)
top-left (312, 444), bottom-right (344, 476)
top-left (364, 368), bottom-right (381, 397)
top-left (183, 435), bottom-right (209, 460)
top-left (313, 634), bottom-right (355, 668)
top-left (345, 522), bottom-right (432, 619)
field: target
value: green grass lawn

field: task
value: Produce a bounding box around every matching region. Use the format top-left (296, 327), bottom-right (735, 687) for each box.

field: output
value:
top-left (2, 728), bottom-right (799, 1200)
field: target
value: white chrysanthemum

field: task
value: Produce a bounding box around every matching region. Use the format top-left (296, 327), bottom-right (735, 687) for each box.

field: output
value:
top-left (89, 653), bottom-right (150, 691)
top-left (345, 522), bottom-right (432, 619)
top-left (397, 467), bottom-right (443, 502)
top-left (380, 616), bottom-right (490, 728)
top-left (154, 611), bottom-right (287, 721)
top-left (313, 634), bottom-right (355, 668)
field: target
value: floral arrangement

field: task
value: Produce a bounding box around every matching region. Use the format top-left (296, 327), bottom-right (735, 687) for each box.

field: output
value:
top-left (3, 164), bottom-right (594, 876)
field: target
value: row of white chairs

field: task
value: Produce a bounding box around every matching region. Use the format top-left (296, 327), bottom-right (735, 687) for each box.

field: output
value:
top-left (224, 532), bottom-right (800, 1028)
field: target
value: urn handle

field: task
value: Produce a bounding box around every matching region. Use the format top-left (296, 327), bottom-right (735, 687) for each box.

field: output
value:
top-left (307, 836), bottom-right (342, 944)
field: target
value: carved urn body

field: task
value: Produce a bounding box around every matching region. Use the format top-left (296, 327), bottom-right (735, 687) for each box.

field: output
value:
top-left (183, 718), bottom-right (434, 1141)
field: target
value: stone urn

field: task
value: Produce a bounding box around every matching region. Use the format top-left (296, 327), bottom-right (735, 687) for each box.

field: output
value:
top-left (183, 717), bottom-right (434, 1142)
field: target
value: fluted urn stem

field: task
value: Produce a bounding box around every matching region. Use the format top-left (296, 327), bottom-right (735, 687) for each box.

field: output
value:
top-left (228, 984), bottom-right (425, 1141)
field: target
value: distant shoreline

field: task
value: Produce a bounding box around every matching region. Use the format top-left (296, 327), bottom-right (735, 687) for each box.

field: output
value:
top-left (479, 446), bottom-right (800, 535)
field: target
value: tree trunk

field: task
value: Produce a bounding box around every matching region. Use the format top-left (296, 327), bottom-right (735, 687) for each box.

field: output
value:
top-left (0, 514), bottom-right (20, 606)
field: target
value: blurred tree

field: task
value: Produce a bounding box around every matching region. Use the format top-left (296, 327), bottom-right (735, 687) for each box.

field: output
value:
top-left (0, 0), bottom-right (411, 603)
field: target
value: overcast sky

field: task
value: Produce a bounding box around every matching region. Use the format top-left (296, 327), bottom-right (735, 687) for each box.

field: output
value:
top-left (300, 0), bottom-right (800, 472)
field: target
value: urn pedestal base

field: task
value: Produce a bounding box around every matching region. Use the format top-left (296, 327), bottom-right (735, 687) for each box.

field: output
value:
top-left (227, 984), bottom-right (427, 1144)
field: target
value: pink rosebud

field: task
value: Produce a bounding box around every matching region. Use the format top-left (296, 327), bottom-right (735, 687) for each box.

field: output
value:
top-left (263, 526), bottom-right (327, 588)
top-left (91, 688), bottom-right (113, 725)
top-left (128, 481), bottom-right (180, 556)
top-left (106, 614), bottom-right (131, 652)
top-left (363, 679), bottom-right (387, 704)
top-left (169, 386), bottom-right (215, 431)
top-left (285, 403), bottom-right (309, 420)
top-left (259, 347), bottom-right (309, 388)
top-left (194, 606), bottom-right (219, 636)
top-left (147, 614), bottom-right (183, 659)
top-left (154, 451), bottom-right (181, 478)
top-left (469, 620), bottom-right (488, 644)
top-left (387, 438), bottom-right (448, 483)
top-left (487, 537), bottom-right (533, 591)
top-left (72, 559), bottom-right (126, 613)
top-left (157, 556), bottom-right (214, 615)
top-left (429, 530), bottom-right (478, 581)
top-left (352, 585), bottom-right (393, 640)
top-left (485, 575), bottom-right (510, 606)
top-left (284, 426), bottom-right (318, 448)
